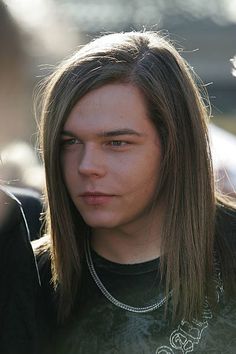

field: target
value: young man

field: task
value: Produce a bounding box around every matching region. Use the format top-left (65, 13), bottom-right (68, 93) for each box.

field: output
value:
top-left (35, 31), bottom-right (236, 353)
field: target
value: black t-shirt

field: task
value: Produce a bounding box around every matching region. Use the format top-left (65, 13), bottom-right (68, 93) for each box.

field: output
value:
top-left (0, 188), bottom-right (40, 354)
top-left (38, 206), bottom-right (236, 354)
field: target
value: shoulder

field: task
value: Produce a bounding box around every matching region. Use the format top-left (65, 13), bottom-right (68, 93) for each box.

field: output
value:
top-left (3, 186), bottom-right (43, 240)
top-left (0, 186), bottom-right (24, 235)
top-left (214, 202), bottom-right (236, 294)
top-left (215, 203), bottom-right (236, 252)
top-left (0, 188), bottom-right (40, 353)
top-left (32, 236), bottom-right (55, 304)
top-left (0, 186), bottom-right (34, 262)
top-left (32, 235), bottom-right (52, 281)
top-left (0, 186), bottom-right (39, 290)
top-left (32, 237), bottom-right (58, 326)
top-left (216, 202), bottom-right (236, 227)
top-left (0, 185), bottom-right (39, 277)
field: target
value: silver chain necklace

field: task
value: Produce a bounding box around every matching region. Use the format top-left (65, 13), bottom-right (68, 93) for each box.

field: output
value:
top-left (85, 237), bottom-right (172, 313)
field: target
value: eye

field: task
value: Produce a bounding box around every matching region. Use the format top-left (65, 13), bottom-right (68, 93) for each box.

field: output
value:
top-left (108, 140), bottom-right (128, 147)
top-left (61, 137), bottom-right (81, 147)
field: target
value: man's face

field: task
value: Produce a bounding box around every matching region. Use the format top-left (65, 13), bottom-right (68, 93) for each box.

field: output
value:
top-left (60, 83), bottom-right (162, 232)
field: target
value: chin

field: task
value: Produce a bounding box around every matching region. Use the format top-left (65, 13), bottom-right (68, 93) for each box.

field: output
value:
top-left (81, 215), bottom-right (120, 229)
top-left (78, 207), bottom-right (132, 229)
top-left (85, 221), bottom-right (117, 229)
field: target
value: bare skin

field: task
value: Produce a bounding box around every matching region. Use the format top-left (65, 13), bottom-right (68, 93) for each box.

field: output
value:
top-left (61, 83), bottom-right (164, 264)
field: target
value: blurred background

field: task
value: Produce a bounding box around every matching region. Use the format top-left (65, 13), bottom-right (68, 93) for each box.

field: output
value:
top-left (0, 0), bottom-right (236, 196)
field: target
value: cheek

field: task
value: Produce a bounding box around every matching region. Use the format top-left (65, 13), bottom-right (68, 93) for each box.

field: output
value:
top-left (120, 153), bottom-right (162, 195)
top-left (60, 154), bottom-right (77, 189)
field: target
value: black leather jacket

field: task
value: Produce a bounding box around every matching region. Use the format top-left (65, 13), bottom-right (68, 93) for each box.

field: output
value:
top-left (0, 188), bottom-right (40, 354)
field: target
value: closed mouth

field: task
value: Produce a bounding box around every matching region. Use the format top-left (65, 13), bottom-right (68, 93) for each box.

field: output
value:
top-left (80, 192), bottom-right (114, 197)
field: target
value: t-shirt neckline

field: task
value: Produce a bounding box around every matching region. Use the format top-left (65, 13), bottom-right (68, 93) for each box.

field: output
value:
top-left (91, 248), bottom-right (160, 276)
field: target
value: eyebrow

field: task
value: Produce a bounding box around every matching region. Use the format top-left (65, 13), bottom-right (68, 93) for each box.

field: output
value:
top-left (61, 128), bottom-right (145, 138)
top-left (98, 129), bottom-right (144, 138)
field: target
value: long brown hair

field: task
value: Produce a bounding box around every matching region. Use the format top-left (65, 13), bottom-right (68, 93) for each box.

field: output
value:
top-left (36, 31), bottom-right (234, 323)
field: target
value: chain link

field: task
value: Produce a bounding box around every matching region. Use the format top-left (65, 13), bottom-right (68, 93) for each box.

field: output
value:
top-left (85, 237), bottom-right (172, 313)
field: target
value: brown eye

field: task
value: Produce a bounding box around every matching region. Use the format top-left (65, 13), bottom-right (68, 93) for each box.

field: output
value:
top-left (108, 140), bottom-right (128, 147)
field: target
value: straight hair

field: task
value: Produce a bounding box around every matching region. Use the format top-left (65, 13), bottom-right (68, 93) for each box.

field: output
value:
top-left (36, 31), bottom-right (235, 323)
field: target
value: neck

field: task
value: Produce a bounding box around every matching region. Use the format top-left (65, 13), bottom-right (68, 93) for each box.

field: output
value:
top-left (91, 209), bottom-right (163, 264)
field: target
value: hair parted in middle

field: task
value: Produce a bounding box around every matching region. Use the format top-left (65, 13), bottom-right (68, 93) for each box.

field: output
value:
top-left (38, 31), bottom-right (216, 322)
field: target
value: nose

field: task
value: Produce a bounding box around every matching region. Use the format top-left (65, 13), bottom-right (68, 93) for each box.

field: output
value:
top-left (77, 144), bottom-right (106, 178)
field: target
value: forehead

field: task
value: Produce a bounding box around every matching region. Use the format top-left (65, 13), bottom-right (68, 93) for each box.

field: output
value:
top-left (63, 83), bottom-right (156, 135)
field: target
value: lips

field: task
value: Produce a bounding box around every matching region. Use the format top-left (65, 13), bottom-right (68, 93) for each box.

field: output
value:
top-left (79, 192), bottom-right (114, 205)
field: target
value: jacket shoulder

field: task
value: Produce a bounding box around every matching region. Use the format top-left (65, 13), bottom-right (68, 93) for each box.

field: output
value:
top-left (215, 204), bottom-right (236, 248)
top-left (0, 187), bottom-right (24, 235)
